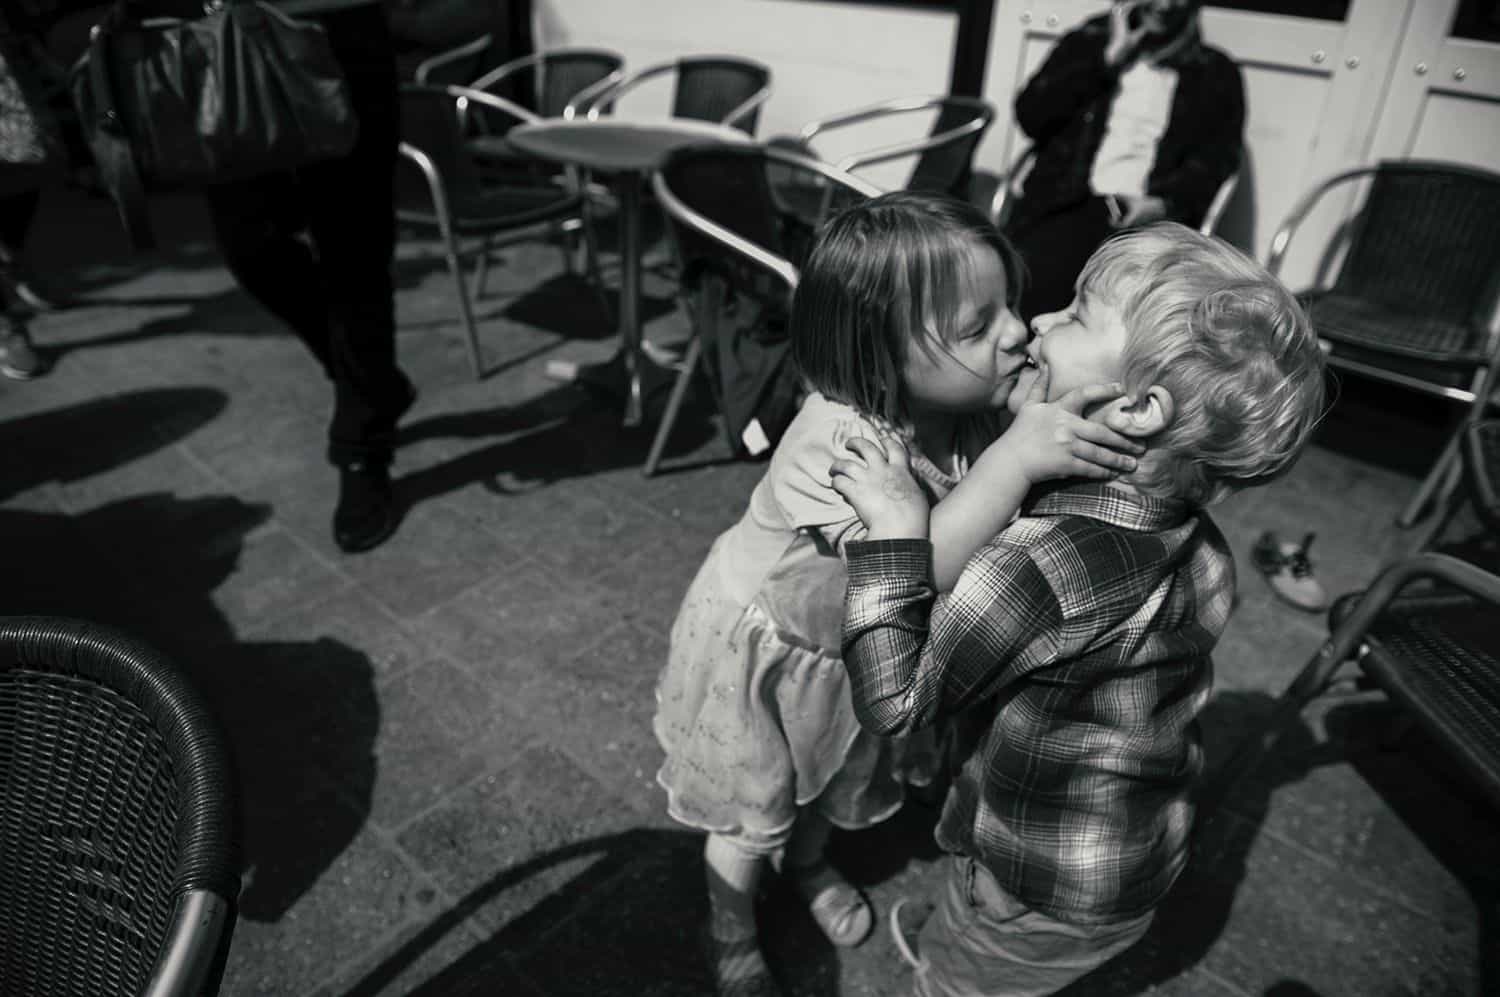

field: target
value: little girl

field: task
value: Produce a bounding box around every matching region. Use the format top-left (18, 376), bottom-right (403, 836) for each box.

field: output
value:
top-left (653, 191), bottom-right (1138, 996)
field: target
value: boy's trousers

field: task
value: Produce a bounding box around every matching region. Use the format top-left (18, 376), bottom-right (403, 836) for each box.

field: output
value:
top-left (914, 856), bottom-right (1154, 997)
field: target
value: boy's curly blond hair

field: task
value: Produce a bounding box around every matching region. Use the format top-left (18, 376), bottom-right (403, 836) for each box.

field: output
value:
top-left (1078, 223), bottom-right (1326, 506)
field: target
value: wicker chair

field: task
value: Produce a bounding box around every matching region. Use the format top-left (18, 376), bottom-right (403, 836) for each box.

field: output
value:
top-left (0, 616), bottom-right (239, 997)
top-left (645, 144), bottom-right (881, 476)
top-left (580, 55), bottom-right (773, 135)
top-left (1212, 553), bottom-right (1500, 820)
top-left (1267, 161), bottom-right (1500, 528)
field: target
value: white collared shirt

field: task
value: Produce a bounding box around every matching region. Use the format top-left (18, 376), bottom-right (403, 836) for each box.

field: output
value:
top-left (1089, 59), bottom-right (1178, 198)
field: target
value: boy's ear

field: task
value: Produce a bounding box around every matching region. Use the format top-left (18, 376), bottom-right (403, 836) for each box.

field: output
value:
top-left (1104, 385), bottom-right (1174, 438)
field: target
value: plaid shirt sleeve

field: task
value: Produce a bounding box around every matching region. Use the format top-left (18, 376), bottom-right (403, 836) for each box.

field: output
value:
top-left (842, 536), bottom-right (1065, 736)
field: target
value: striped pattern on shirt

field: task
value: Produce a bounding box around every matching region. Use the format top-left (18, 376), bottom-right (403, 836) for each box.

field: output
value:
top-left (842, 481), bottom-right (1234, 924)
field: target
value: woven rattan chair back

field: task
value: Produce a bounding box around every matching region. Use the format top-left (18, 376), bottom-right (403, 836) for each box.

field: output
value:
top-left (534, 50), bottom-right (624, 119)
top-left (1336, 162), bottom-right (1500, 329)
top-left (659, 144), bottom-right (788, 281)
top-left (397, 85), bottom-right (483, 210)
top-left (0, 616), bottom-right (238, 997)
top-left (672, 57), bottom-right (772, 135)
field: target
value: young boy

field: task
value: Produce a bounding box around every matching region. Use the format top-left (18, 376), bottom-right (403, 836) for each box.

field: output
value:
top-left (829, 222), bottom-right (1326, 997)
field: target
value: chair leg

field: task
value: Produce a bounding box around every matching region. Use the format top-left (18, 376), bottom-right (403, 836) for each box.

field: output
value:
top-left (437, 230), bottom-right (483, 379)
top-left (1398, 430), bottom-right (1463, 527)
top-left (643, 335), bottom-right (702, 478)
top-left (555, 220), bottom-right (579, 276)
top-left (473, 235), bottom-right (495, 301)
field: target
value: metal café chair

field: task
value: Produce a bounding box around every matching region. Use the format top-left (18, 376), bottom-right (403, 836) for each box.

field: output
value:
top-left (770, 95), bottom-right (996, 217)
top-left (990, 142), bottom-right (1241, 236)
top-left (1266, 160), bottom-right (1500, 528)
top-left (0, 616), bottom-right (239, 997)
top-left (398, 83), bottom-right (604, 379)
top-left (645, 143), bottom-right (882, 476)
top-left (581, 55), bottom-right (773, 136)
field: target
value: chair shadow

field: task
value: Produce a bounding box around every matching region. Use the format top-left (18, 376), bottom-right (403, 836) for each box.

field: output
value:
top-left (1329, 701), bottom-right (1500, 994)
top-left (337, 827), bottom-right (848, 997)
top-left (1056, 689), bottom-right (1325, 995)
top-left (1060, 688), bottom-right (1497, 995)
top-left (392, 379), bottom-right (722, 508)
top-left (0, 392), bottom-right (380, 926)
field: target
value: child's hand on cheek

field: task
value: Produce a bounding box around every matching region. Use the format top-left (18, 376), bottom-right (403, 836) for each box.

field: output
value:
top-left (830, 434), bottom-right (931, 540)
top-left (1005, 376), bottom-right (1143, 485)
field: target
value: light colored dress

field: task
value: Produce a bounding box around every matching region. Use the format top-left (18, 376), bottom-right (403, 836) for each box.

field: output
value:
top-left (654, 392), bottom-right (1000, 853)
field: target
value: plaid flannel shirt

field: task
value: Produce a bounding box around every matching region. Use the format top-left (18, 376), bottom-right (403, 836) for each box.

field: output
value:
top-left (843, 481), bottom-right (1235, 924)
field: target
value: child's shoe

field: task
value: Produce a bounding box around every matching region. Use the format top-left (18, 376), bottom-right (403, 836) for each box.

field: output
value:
top-left (1251, 531), bottom-right (1328, 612)
top-left (778, 856), bottom-right (873, 947)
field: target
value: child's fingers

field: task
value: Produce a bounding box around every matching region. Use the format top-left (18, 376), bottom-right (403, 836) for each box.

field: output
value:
top-left (1022, 364), bottom-right (1050, 406)
top-left (1073, 417), bottom-right (1146, 455)
top-left (829, 457), bottom-right (866, 483)
top-left (1070, 438), bottom-right (1138, 473)
top-left (1056, 381), bottom-right (1126, 415)
top-left (877, 431), bottom-right (913, 465)
top-left (842, 436), bottom-right (887, 465)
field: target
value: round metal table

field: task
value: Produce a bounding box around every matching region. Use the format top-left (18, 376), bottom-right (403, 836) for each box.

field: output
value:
top-left (496, 118), bottom-right (751, 426)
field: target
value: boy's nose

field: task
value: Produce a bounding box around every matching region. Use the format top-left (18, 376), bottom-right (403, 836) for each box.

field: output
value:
top-left (1030, 310), bottom-right (1063, 337)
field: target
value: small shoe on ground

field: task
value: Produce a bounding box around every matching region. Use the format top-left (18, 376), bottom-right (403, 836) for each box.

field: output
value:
top-left (774, 853), bottom-right (874, 947)
top-left (0, 324), bottom-right (46, 380)
top-left (1251, 530), bottom-right (1328, 612)
top-left (333, 460), bottom-right (400, 553)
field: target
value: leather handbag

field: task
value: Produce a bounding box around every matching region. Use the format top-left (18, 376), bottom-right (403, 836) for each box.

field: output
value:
top-left (71, 0), bottom-right (361, 248)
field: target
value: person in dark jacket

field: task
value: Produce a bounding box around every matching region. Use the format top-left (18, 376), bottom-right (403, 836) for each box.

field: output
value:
top-left (199, 0), bottom-right (414, 553)
top-left (1006, 0), bottom-right (1244, 320)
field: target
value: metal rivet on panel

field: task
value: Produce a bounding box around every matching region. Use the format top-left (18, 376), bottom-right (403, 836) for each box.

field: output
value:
top-left (1454, 67), bottom-right (1468, 81)
top-left (1311, 50), bottom-right (1326, 63)
top-left (1345, 56), bottom-right (1359, 68)
top-left (1415, 62), bottom-right (1429, 75)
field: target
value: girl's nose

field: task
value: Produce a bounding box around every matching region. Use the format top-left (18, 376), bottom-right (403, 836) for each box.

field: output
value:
top-left (996, 310), bottom-right (1028, 350)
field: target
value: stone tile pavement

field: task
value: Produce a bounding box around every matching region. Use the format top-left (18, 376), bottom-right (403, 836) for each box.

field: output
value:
top-left (1, 185), bottom-right (1495, 996)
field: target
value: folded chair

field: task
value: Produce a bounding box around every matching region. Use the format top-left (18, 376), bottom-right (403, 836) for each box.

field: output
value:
top-left (1267, 161), bottom-right (1500, 528)
top-left (645, 144), bottom-right (881, 476)
top-left (581, 55), bottom-right (773, 135)
top-left (0, 616), bottom-right (239, 996)
top-left (398, 83), bottom-right (603, 379)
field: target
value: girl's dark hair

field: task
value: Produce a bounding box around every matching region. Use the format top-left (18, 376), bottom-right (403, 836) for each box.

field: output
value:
top-left (790, 191), bottom-right (1024, 425)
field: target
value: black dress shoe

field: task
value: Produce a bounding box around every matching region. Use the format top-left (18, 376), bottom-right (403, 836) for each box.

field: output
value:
top-left (333, 461), bottom-right (400, 553)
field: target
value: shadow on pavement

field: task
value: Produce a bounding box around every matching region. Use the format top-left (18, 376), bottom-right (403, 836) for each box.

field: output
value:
top-left (1057, 690), bottom-right (1322, 996)
top-left (394, 380), bottom-right (720, 505)
top-left (340, 827), bottom-right (848, 997)
top-left (0, 390), bottom-right (380, 925)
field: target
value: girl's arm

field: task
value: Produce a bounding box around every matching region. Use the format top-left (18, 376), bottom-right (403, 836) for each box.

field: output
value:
top-left (832, 381), bottom-right (1141, 589)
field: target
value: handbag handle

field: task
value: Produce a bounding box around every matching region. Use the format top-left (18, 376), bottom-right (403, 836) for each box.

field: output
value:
top-left (85, 14), bottom-right (155, 248)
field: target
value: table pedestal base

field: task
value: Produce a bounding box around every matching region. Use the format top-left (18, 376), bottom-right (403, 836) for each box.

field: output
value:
top-left (544, 343), bottom-right (685, 427)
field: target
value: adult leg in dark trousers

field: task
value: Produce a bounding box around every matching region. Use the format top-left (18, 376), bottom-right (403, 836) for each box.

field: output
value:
top-left (204, 4), bottom-right (414, 553)
top-left (1007, 196), bottom-right (1116, 324)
